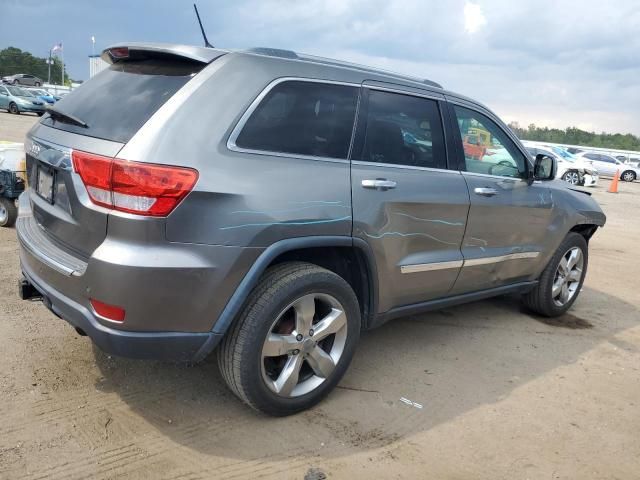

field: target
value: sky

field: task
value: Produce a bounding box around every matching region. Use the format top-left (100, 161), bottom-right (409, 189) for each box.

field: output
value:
top-left (2, 0), bottom-right (639, 135)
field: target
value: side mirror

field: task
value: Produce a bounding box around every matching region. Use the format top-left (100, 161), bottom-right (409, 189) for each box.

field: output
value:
top-left (533, 154), bottom-right (556, 181)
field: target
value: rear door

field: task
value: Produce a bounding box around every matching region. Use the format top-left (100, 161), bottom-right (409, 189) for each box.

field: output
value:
top-left (351, 85), bottom-right (469, 313)
top-left (447, 101), bottom-right (553, 294)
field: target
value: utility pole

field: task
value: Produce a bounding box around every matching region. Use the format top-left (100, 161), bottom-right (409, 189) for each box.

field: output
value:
top-left (47, 49), bottom-right (52, 84)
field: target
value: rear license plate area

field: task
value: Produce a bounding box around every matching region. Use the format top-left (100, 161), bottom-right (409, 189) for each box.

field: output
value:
top-left (36, 165), bottom-right (55, 203)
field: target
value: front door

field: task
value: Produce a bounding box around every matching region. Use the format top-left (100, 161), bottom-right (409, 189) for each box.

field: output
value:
top-left (351, 87), bottom-right (470, 313)
top-left (448, 102), bottom-right (554, 294)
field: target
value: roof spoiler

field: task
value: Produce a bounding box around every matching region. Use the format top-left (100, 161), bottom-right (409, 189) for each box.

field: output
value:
top-left (101, 42), bottom-right (226, 65)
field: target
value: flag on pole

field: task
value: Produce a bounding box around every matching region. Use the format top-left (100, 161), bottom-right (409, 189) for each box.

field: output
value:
top-left (51, 43), bottom-right (63, 53)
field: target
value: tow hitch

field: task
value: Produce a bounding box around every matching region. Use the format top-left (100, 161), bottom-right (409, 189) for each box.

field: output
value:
top-left (18, 278), bottom-right (42, 301)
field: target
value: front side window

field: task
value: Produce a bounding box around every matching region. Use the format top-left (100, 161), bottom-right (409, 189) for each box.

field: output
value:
top-left (235, 81), bottom-right (358, 160)
top-left (453, 105), bottom-right (527, 179)
top-left (358, 90), bottom-right (446, 169)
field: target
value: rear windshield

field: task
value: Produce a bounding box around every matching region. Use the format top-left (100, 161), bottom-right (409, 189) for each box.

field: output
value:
top-left (40, 58), bottom-right (203, 143)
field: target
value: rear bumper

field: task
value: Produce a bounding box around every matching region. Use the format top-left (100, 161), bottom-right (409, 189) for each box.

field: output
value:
top-left (20, 254), bottom-right (222, 361)
top-left (15, 191), bottom-right (261, 361)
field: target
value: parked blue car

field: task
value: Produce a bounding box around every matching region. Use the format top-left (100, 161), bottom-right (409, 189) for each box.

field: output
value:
top-left (0, 85), bottom-right (46, 115)
top-left (27, 88), bottom-right (56, 105)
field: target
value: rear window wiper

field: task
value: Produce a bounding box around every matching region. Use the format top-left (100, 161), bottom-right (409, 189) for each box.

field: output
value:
top-left (47, 107), bottom-right (89, 129)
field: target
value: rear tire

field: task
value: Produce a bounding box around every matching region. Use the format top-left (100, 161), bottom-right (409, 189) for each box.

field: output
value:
top-left (35, 82), bottom-right (41, 87)
top-left (0, 198), bottom-right (18, 228)
top-left (621, 170), bottom-right (636, 182)
top-left (218, 262), bottom-right (361, 416)
top-left (8, 102), bottom-right (19, 114)
top-left (523, 232), bottom-right (588, 317)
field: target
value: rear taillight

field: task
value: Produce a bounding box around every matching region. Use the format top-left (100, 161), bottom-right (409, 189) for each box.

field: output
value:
top-left (90, 299), bottom-right (125, 322)
top-left (72, 150), bottom-right (198, 216)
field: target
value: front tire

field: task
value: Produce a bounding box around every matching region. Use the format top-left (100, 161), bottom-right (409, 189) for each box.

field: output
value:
top-left (523, 232), bottom-right (588, 317)
top-left (0, 198), bottom-right (18, 228)
top-left (218, 262), bottom-right (361, 416)
top-left (562, 170), bottom-right (580, 185)
top-left (621, 170), bottom-right (636, 182)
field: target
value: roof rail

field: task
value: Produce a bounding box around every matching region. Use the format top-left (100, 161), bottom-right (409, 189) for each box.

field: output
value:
top-left (245, 47), bottom-right (299, 60)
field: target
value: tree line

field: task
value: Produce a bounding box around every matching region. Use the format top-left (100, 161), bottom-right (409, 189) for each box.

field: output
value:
top-left (509, 122), bottom-right (640, 152)
top-left (0, 47), bottom-right (71, 85)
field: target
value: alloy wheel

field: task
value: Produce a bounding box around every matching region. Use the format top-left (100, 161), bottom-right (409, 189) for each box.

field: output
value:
top-left (261, 293), bottom-right (348, 398)
top-left (564, 171), bottom-right (580, 185)
top-left (0, 203), bottom-right (7, 225)
top-left (552, 247), bottom-right (584, 307)
top-left (622, 171), bottom-right (635, 182)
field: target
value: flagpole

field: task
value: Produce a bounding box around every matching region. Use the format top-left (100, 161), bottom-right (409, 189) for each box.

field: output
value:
top-left (61, 43), bottom-right (64, 86)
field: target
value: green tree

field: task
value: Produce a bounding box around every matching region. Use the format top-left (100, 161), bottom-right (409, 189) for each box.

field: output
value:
top-left (507, 122), bottom-right (640, 151)
top-left (0, 46), bottom-right (71, 85)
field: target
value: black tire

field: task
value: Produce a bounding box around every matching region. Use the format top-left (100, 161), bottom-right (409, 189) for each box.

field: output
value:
top-left (621, 170), bottom-right (636, 182)
top-left (0, 197), bottom-right (18, 228)
top-left (523, 232), bottom-right (588, 317)
top-left (8, 102), bottom-right (19, 114)
top-left (35, 82), bottom-right (41, 87)
top-left (218, 261), bottom-right (361, 416)
top-left (36, 112), bottom-right (44, 117)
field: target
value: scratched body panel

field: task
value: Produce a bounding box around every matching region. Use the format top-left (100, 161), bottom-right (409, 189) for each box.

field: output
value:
top-left (351, 163), bottom-right (469, 312)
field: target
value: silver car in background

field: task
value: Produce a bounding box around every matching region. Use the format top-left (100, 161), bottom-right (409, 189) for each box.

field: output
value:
top-left (17, 43), bottom-right (606, 415)
top-left (576, 152), bottom-right (640, 182)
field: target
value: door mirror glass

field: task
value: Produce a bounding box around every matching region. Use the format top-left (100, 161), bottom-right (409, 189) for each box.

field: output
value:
top-left (534, 154), bottom-right (556, 180)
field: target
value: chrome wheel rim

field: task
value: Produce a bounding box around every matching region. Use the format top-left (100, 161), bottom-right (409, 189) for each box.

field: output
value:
top-left (0, 203), bottom-right (7, 224)
top-left (623, 172), bottom-right (635, 182)
top-left (565, 172), bottom-right (580, 185)
top-left (552, 247), bottom-right (584, 307)
top-left (261, 293), bottom-right (348, 398)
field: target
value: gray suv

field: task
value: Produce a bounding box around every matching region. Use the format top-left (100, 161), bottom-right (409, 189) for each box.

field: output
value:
top-left (17, 43), bottom-right (606, 415)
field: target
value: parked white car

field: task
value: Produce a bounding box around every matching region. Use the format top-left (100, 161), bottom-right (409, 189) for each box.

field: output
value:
top-left (522, 142), bottom-right (598, 187)
top-left (575, 152), bottom-right (640, 182)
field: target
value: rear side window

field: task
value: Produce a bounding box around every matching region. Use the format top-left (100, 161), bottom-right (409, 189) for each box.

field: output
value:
top-left (40, 59), bottom-right (203, 143)
top-left (234, 81), bottom-right (358, 160)
top-left (358, 90), bottom-right (446, 169)
top-left (584, 153), bottom-right (600, 161)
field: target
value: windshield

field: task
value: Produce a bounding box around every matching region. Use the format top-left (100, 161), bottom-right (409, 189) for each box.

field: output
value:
top-left (7, 86), bottom-right (33, 97)
top-left (31, 89), bottom-right (47, 96)
top-left (550, 146), bottom-right (576, 162)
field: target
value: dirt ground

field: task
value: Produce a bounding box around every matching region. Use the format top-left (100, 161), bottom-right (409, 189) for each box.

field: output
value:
top-left (1, 112), bottom-right (639, 479)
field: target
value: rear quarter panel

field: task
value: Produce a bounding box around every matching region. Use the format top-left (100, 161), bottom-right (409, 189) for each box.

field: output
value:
top-left (117, 53), bottom-right (362, 247)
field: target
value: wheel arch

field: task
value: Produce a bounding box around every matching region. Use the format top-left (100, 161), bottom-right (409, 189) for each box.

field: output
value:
top-left (569, 223), bottom-right (599, 242)
top-left (193, 236), bottom-right (378, 362)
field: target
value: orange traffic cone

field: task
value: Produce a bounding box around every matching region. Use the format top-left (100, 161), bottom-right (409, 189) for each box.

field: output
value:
top-left (608, 170), bottom-right (620, 193)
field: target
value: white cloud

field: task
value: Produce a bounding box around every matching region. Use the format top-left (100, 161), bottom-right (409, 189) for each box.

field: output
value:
top-left (463, 2), bottom-right (487, 34)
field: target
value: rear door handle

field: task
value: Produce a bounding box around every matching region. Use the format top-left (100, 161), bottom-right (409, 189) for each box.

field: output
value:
top-left (362, 179), bottom-right (397, 190)
top-left (474, 187), bottom-right (498, 197)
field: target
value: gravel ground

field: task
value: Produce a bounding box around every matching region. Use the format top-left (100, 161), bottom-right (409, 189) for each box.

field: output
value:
top-left (1, 114), bottom-right (639, 479)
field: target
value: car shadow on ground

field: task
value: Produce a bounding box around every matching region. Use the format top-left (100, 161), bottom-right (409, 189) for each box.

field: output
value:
top-left (91, 286), bottom-right (639, 461)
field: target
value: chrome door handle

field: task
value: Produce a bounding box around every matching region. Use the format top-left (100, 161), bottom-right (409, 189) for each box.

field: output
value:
top-left (474, 187), bottom-right (498, 197)
top-left (362, 179), bottom-right (397, 190)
